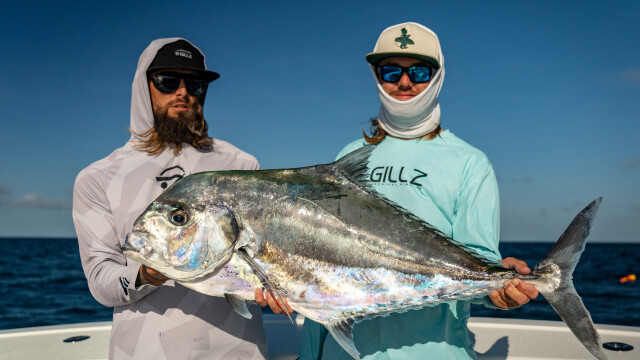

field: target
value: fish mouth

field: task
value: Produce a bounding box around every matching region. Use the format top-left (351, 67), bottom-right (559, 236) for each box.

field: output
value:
top-left (122, 232), bottom-right (154, 258)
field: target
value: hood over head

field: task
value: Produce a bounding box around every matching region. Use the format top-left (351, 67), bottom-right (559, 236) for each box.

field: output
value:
top-left (368, 23), bottom-right (446, 139)
top-left (129, 38), bottom-right (218, 140)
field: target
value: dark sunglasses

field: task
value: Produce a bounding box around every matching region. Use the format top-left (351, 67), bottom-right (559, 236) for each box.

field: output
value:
top-left (377, 65), bottom-right (434, 83)
top-left (149, 72), bottom-right (208, 96)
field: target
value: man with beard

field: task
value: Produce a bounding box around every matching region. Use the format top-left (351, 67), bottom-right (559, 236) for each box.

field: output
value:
top-left (73, 38), bottom-right (289, 360)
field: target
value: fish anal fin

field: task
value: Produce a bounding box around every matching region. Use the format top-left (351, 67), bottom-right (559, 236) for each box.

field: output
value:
top-left (224, 293), bottom-right (252, 319)
top-left (326, 318), bottom-right (360, 360)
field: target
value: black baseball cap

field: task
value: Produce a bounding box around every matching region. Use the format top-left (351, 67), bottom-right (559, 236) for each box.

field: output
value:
top-left (146, 39), bottom-right (220, 82)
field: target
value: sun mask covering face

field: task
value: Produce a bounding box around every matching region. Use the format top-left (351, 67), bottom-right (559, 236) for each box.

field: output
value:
top-left (372, 31), bottom-right (446, 139)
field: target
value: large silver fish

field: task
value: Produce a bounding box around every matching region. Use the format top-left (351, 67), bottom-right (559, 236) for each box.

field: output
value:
top-left (123, 146), bottom-right (607, 360)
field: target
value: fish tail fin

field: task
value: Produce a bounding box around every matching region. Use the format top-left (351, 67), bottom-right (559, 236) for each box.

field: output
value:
top-left (532, 197), bottom-right (608, 360)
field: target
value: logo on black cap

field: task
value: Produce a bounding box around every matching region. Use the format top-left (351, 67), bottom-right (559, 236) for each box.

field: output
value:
top-left (174, 49), bottom-right (192, 59)
top-left (146, 39), bottom-right (220, 82)
top-left (395, 28), bottom-right (414, 49)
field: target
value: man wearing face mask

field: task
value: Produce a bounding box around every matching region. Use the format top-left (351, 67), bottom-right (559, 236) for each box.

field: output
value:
top-left (73, 38), bottom-right (289, 359)
top-left (298, 22), bottom-right (538, 360)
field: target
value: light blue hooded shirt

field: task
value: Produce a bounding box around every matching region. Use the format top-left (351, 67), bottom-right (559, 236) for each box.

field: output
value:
top-left (298, 131), bottom-right (501, 360)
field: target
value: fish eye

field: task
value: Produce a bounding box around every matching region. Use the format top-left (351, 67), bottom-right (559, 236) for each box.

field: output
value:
top-left (170, 209), bottom-right (189, 226)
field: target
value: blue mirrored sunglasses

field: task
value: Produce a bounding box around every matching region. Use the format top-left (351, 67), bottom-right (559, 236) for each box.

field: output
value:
top-left (149, 72), bottom-right (208, 96)
top-left (377, 65), bottom-right (434, 83)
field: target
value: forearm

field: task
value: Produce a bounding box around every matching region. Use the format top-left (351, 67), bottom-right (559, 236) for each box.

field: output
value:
top-left (453, 157), bottom-right (501, 261)
top-left (73, 178), bottom-right (157, 307)
top-left (76, 219), bottom-right (157, 307)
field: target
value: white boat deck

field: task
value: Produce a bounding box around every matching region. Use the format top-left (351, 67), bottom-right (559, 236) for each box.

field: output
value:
top-left (0, 316), bottom-right (638, 359)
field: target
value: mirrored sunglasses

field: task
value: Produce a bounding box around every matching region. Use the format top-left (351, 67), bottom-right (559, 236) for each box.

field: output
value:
top-left (377, 65), bottom-right (434, 83)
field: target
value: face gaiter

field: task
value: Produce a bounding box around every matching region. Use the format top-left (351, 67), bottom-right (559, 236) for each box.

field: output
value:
top-left (372, 25), bottom-right (445, 139)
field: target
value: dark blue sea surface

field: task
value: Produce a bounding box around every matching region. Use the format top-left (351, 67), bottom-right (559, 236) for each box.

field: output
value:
top-left (0, 238), bottom-right (638, 330)
top-left (471, 242), bottom-right (640, 326)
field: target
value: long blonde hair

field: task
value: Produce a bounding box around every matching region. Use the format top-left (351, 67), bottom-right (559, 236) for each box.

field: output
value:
top-left (363, 118), bottom-right (441, 144)
top-left (130, 102), bottom-right (212, 155)
top-left (130, 126), bottom-right (212, 155)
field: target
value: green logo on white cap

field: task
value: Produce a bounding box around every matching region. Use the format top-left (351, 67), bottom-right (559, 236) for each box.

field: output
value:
top-left (394, 28), bottom-right (414, 49)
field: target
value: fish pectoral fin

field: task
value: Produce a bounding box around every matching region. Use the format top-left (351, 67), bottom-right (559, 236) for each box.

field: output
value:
top-left (237, 247), bottom-right (294, 324)
top-left (326, 318), bottom-right (360, 360)
top-left (224, 293), bottom-right (253, 319)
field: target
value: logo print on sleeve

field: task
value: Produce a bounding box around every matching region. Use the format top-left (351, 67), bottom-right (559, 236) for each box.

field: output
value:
top-left (119, 277), bottom-right (130, 296)
top-left (156, 166), bottom-right (186, 189)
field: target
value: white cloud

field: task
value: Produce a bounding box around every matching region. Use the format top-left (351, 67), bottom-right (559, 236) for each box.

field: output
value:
top-left (0, 187), bottom-right (72, 210)
top-left (601, 69), bottom-right (640, 85)
top-left (620, 70), bottom-right (640, 85)
top-left (510, 177), bottom-right (533, 184)
top-left (13, 193), bottom-right (72, 210)
top-left (626, 158), bottom-right (640, 169)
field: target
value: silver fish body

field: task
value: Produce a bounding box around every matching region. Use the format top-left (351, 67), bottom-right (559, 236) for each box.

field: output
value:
top-left (124, 146), bottom-right (607, 360)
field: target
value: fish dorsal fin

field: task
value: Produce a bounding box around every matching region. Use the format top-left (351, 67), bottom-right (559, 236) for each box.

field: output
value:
top-left (236, 247), bottom-right (293, 323)
top-left (326, 318), bottom-right (360, 360)
top-left (224, 293), bottom-right (252, 319)
top-left (333, 145), bottom-right (376, 187)
top-left (332, 145), bottom-right (447, 236)
top-left (333, 145), bottom-right (408, 205)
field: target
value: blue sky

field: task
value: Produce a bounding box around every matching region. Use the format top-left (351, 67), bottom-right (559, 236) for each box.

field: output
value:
top-left (0, 1), bottom-right (638, 242)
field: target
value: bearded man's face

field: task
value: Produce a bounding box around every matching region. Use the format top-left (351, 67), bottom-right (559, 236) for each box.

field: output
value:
top-left (148, 69), bottom-right (209, 146)
top-left (152, 97), bottom-right (208, 145)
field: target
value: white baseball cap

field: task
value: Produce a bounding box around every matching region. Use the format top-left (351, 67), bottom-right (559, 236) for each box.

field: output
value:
top-left (365, 22), bottom-right (441, 68)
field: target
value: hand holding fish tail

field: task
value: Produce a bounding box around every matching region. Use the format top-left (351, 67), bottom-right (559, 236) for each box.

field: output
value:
top-left (137, 265), bottom-right (168, 286)
top-left (488, 257), bottom-right (539, 309)
top-left (254, 289), bottom-right (293, 316)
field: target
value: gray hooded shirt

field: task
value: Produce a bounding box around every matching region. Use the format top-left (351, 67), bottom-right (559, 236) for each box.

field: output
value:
top-left (72, 38), bottom-right (267, 360)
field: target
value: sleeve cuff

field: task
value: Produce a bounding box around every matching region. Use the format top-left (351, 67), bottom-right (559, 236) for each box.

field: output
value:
top-left (124, 265), bottom-right (157, 298)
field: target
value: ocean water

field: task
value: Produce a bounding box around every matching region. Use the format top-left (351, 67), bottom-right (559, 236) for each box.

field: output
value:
top-left (0, 238), bottom-right (638, 331)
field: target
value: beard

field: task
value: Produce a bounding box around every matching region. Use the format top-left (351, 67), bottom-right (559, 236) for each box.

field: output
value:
top-left (153, 99), bottom-right (210, 148)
